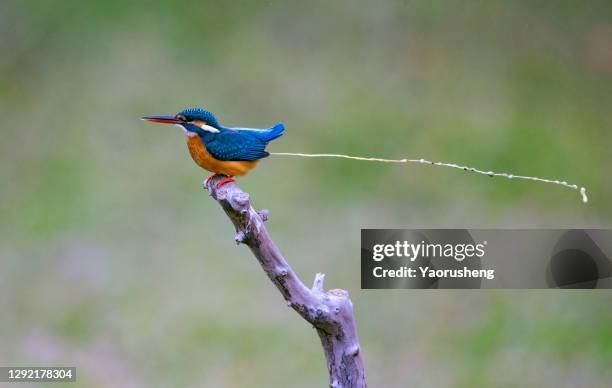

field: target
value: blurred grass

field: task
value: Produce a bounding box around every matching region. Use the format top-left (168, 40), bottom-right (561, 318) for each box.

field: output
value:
top-left (1, 1), bottom-right (612, 387)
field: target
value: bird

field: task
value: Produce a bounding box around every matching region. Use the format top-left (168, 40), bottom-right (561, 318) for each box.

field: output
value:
top-left (142, 107), bottom-right (285, 188)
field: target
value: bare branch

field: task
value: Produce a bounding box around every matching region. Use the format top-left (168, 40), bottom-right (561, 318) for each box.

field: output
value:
top-left (205, 175), bottom-right (367, 388)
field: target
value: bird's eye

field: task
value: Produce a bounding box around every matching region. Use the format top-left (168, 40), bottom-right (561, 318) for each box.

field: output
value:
top-left (176, 115), bottom-right (187, 122)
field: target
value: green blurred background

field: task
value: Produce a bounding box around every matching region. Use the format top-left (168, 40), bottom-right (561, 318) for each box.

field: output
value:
top-left (1, 1), bottom-right (612, 387)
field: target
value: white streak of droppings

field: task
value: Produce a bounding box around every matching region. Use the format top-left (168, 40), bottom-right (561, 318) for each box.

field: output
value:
top-left (270, 152), bottom-right (589, 204)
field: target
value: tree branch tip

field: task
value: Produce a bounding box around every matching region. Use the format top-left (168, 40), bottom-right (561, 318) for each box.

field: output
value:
top-left (203, 183), bottom-right (213, 196)
top-left (312, 273), bottom-right (326, 292)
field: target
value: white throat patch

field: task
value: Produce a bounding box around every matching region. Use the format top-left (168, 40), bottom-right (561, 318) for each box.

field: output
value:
top-left (175, 124), bottom-right (191, 135)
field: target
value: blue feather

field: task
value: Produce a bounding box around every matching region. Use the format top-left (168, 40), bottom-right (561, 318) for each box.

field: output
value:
top-left (230, 123), bottom-right (285, 142)
top-left (203, 129), bottom-right (269, 161)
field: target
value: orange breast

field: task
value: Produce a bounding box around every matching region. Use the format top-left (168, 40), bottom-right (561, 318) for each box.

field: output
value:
top-left (186, 134), bottom-right (258, 176)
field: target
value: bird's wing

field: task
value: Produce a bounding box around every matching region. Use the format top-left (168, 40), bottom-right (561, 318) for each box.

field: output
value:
top-left (231, 123), bottom-right (284, 142)
top-left (231, 127), bottom-right (267, 133)
top-left (204, 130), bottom-right (269, 161)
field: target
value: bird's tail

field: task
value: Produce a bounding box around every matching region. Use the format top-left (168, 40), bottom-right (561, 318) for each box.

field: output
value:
top-left (262, 123), bottom-right (285, 142)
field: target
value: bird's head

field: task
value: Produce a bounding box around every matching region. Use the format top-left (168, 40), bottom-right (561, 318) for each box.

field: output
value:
top-left (142, 107), bottom-right (221, 135)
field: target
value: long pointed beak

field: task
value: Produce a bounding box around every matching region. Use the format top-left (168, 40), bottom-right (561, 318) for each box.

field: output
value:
top-left (141, 115), bottom-right (180, 124)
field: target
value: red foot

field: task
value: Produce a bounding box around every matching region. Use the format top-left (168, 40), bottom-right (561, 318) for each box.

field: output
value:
top-left (214, 176), bottom-right (235, 189)
top-left (204, 174), bottom-right (219, 188)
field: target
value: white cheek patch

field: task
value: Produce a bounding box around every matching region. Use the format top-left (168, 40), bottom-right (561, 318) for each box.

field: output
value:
top-left (199, 123), bottom-right (220, 133)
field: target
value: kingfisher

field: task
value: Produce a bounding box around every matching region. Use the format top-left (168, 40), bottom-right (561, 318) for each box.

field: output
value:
top-left (142, 108), bottom-right (285, 188)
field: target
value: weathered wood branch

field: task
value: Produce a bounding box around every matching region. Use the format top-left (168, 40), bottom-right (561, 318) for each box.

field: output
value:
top-left (205, 175), bottom-right (366, 388)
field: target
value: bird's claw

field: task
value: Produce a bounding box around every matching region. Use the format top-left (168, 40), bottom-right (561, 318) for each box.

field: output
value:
top-left (203, 174), bottom-right (218, 188)
top-left (214, 176), bottom-right (235, 189)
